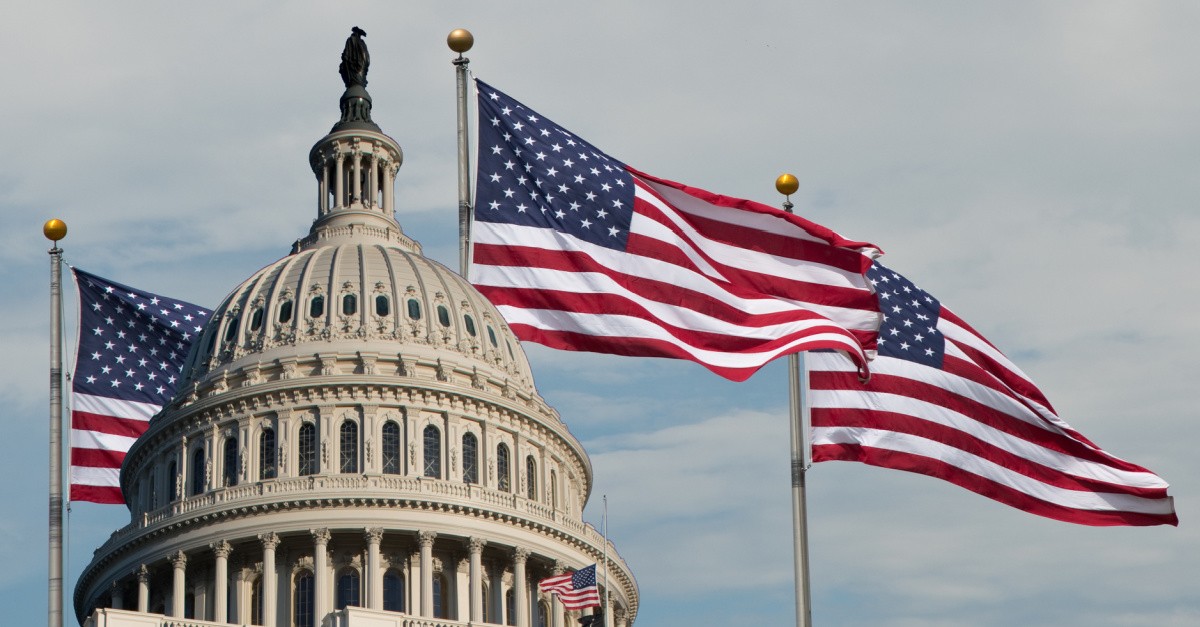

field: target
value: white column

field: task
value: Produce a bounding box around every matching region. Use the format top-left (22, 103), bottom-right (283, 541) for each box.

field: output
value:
top-left (468, 537), bottom-right (486, 622)
top-left (550, 562), bottom-right (565, 627)
top-left (513, 547), bottom-right (530, 627)
top-left (136, 565), bottom-right (150, 613)
top-left (210, 540), bottom-right (231, 623)
top-left (312, 528), bottom-right (331, 623)
top-left (259, 532), bottom-right (280, 626)
top-left (365, 528), bottom-right (383, 610)
top-left (335, 153), bottom-right (346, 208)
top-left (418, 530), bottom-right (437, 617)
top-left (170, 551), bottom-right (187, 617)
top-left (352, 151), bottom-right (363, 204)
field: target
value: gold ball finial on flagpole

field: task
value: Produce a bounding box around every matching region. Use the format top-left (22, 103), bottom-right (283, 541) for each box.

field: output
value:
top-left (43, 218), bottom-right (68, 242)
top-left (447, 29), bottom-right (474, 54)
top-left (775, 174), bottom-right (798, 214)
top-left (775, 173), bottom-right (799, 197)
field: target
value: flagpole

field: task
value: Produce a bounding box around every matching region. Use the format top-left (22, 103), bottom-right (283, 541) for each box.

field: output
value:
top-left (448, 28), bottom-right (475, 277)
top-left (777, 175), bottom-right (813, 627)
top-left (45, 218), bottom-right (68, 627)
top-left (602, 495), bottom-right (610, 627)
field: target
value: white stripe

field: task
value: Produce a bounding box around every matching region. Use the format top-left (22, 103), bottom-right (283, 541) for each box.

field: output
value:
top-left (70, 465), bottom-right (121, 488)
top-left (496, 305), bottom-right (863, 369)
top-left (73, 392), bottom-right (160, 422)
top-left (809, 389), bottom-right (1168, 489)
top-left (473, 222), bottom-right (878, 332)
top-left (812, 426), bottom-right (1175, 515)
top-left (70, 428), bottom-right (138, 453)
top-left (633, 183), bottom-right (871, 289)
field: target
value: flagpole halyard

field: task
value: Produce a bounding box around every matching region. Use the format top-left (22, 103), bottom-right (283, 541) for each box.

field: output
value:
top-left (44, 218), bottom-right (67, 627)
top-left (449, 28), bottom-right (475, 277)
top-left (777, 175), bottom-right (813, 627)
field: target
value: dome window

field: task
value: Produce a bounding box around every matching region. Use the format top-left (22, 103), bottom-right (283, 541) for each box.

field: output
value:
top-left (260, 428), bottom-right (277, 480)
top-left (423, 424), bottom-right (441, 478)
top-left (340, 421), bottom-right (359, 474)
top-left (310, 295), bottom-right (325, 318)
top-left (278, 300), bottom-right (294, 323)
top-left (407, 298), bottom-right (422, 320)
top-left (487, 326), bottom-right (498, 348)
top-left (464, 314), bottom-right (477, 337)
top-left (342, 293), bottom-right (357, 316)
top-left (462, 432), bottom-right (479, 484)
top-left (223, 437), bottom-right (239, 487)
top-left (298, 423), bottom-right (318, 476)
top-left (223, 316), bottom-right (240, 343)
top-left (375, 295), bottom-right (390, 317)
top-left (381, 421), bottom-right (401, 475)
top-left (250, 307), bottom-right (264, 331)
top-left (497, 443), bottom-right (511, 492)
top-left (437, 305), bottom-right (451, 328)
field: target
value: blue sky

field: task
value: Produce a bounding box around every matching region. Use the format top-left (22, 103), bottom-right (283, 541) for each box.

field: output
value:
top-left (2, 2), bottom-right (1198, 626)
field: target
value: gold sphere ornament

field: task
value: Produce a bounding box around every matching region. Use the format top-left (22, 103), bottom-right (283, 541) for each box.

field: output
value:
top-left (43, 218), bottom-right (68, 242)
top-left (775, 173), bottom-right (799, 196)
top-left (447, 29), bottom-right (474, 54)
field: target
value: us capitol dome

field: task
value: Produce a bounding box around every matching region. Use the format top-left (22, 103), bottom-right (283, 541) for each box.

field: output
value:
top-left (74, 29), bottom-right (638, 627)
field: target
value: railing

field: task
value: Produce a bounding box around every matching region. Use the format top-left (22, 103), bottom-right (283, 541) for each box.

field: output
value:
top-left (84, 606), bottom-right (505, 627)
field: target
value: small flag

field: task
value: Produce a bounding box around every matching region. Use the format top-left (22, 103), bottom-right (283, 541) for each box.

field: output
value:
top-left (808, 261), bottom-right (1177, 526)
top-left (471, 80), bottom-right (882, 382)
top-left (538, 564), bottom-right (601, 610)
top-left (69, 268), bottom-right (211, 504)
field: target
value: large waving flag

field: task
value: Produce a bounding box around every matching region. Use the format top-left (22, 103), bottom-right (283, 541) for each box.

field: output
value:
top-left (69, 268), bottom-right (210, 504)
top-left (538, 564), bottom-right (601, 611)
top-left (808, 262), bottom-right (1177, 526)
top-left (471, 80), bottom-right (882, 381)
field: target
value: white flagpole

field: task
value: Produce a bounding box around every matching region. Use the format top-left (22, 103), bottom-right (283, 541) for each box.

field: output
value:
top-left (449, 28), bottom-right (475, 277)
top-left (603, 494), bottom-right (610, 627)
top-left (45, 219), bottom-right (68, 627)
top-left (777, 175), bottom-right (813, 627)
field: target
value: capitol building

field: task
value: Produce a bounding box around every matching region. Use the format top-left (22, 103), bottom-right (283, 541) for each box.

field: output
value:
top-left (73, 30), bottom-right (638, 627)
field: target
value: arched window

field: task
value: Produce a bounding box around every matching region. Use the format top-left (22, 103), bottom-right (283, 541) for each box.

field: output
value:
top-left (382, 421), bottom-right (401, 475)
top-left (298, 423), bottom-right (317, 476)
top-left (250, 307), bottom-right (264, 331)
top-left (260, 428), bottom-right (277, 480)
top-left (383, 570), bottom-right (405, 612)
top-left (462, 432), bottom-right (478, 485)
top-left (497, 444), bottom-right (511, 492)
top-left (191, 448), bottom-right (205, 496)
top-left (342, 293), bottom-right (358, 316)
top-left (335, 569), bottom-right (361, 609)
top-left (506, 589), bottom-right (516, 626)
top-left (482, 581), bottom-right (491, 623)
top-left (147, 473), bottom-right (157, 510)
top-left (295, 571), bottom-right (315, 627)
top-left (250, 577), bottom-right (262, 626)
top-left (340, 421), bottom-right (359, 474)
top-left (375, 295), bottom-right (390, 317)
top-left (167, 460), bottom-right (178, 502)
top-left (526, 455), bottom-right (537, 500)
top-left (487, 325), bottom-right (498, 347)
top-left (407, 299), bottom-right (422, 320)
top-left (437, 305), bottom-right (451, 327)
top-left (423, 425), bottom-right (441, 479)
top-left (536, 601), bottom-right (549, 627)
top-left (464, 314), bottom-right (477, 337)
top-left (278, 300), bottom-right (293, 324)
top-left (223, 316), bottom-right (239, 343)
top-left (223, 437), bottom-right (238, 487)
top-left (309, 295), bottom-right (325, 318)
top-left (433, 574), bottom-right (447, 619)
top-left (550, 469), bottom-right (558, 510)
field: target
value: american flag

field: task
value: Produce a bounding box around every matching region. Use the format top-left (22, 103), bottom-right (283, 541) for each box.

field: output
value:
top-left (471, 80), bottom-right (882, 382)
top-left (69, 268), bottom-right (210, 504)
top-left (538, 564), bottom-right (600, 610)
top-left (808, 261), bottom-right (1177, 526)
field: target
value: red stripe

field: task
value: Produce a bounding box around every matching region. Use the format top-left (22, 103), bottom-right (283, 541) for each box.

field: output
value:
top-left (69, 483), bottom-right (126, 505)
top-left (810, 369), bottom-right (1128, 467)
top-left (813, 443), bottom-right (1178, 526)
top-left (629, 168), bottom-right (881, 254)
top-left (72, 410), bottom-right (149, 440)
top-left (810, 407), bottom-right (1170, 498)
top-left (508, 324), bottom-right (859, 382)
top-left (71, 447), bottom-right (125, 469)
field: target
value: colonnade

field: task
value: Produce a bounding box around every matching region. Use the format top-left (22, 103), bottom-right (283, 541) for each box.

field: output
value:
top-left (103, 528), bottom-right (629, 627)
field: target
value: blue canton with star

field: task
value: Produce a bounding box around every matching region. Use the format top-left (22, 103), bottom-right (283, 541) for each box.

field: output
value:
top-left (571, 565), bottom-right (597, 589)
top-left (72, 268), bottom-right (211, 406)
top-left (869, 262), bottom-right (944, 368)
top-left (474, 80), bottom-right (635, 251)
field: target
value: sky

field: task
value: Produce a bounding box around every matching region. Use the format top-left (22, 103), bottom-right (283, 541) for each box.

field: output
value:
top-left (2, 2), bottom-right (1198, 626)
